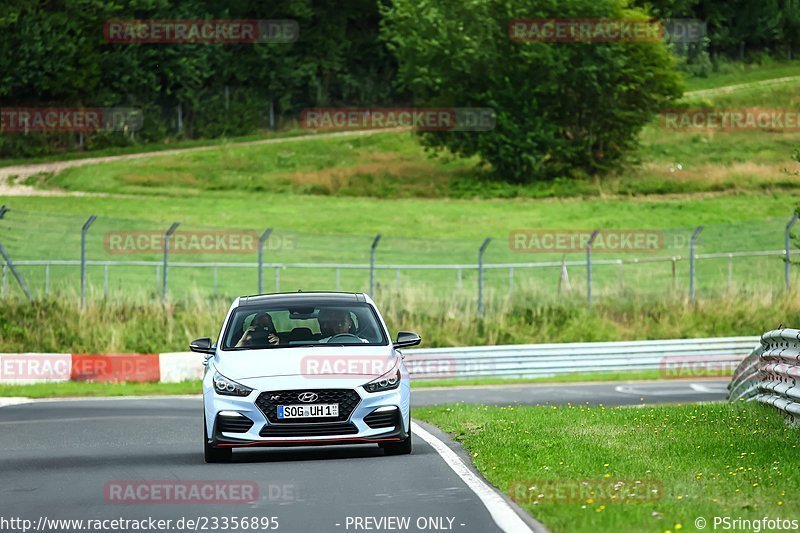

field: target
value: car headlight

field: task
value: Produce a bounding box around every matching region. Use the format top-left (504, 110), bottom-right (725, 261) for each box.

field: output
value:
top-left (363, 369), bottom-right (401, 393)
top-left (213, 372), bottom-right (253, 397)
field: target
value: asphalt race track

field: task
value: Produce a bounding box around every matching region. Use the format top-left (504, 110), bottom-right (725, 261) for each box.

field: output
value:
top-left (0, 380), bottom-right (728, 533)
top-left (413, 379), bottom-right (730, 407)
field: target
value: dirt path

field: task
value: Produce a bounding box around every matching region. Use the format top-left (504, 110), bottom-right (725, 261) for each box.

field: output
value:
top-left (0, 129), bottom-right (399, 196)
top-left (684, 75), bottom-right (800, 99)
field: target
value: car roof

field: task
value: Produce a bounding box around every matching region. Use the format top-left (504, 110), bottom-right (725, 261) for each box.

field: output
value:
top-left (237, 291), bottom-right (366, 307)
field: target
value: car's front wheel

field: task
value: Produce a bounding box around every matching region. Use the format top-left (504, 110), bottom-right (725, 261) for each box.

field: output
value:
top-left (204, 419), bottom-right (232, 463)
top-left (381, 427), bottom-right (412, 455)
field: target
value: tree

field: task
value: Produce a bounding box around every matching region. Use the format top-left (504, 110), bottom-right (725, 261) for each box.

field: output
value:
top-left (381, 0), bottom-right (685, 182)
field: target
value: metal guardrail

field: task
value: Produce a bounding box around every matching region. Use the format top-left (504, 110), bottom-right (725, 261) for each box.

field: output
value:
top-left (405, 336), bottom-right (757, 379)
top-left (728, 328), bottom-right (800, 424)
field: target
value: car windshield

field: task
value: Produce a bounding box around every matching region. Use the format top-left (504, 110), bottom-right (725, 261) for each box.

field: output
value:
top-left (221, 302), bottom-right (387, 350)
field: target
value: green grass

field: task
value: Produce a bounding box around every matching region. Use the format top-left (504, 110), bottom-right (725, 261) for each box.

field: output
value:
top-left (0, 291), bottom-right (791, 353)
top-left (413, 402), bottom-right (799, 533)
top-left (0, 380), bottom-right (201, 398)
top-left (0, 127), bottom-right (316, 168)
top-left (683, 61), bottom-right (800, 93)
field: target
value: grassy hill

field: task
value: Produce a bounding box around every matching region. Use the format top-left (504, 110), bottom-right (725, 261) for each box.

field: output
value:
top-left (0, 63), bottom-right (799, 351)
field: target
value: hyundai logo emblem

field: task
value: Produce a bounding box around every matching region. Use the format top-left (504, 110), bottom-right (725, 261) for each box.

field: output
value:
top-left (297, 392), bottom-right (318, 403)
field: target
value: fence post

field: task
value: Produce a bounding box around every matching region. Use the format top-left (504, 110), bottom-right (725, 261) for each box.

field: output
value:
top-left (728, 253), bottom-right (733, 291)
top-left (0, 243), bottom-right (33, 302)
top-left (478, 237), bottom-right (492, 317)
top-left (671, 257), bottom-right (677, 290)
top-left (0, 207), bottom-right (7, 297)
top-left (80, 215), bottom-right (97, 309)
top-left (162, 222), bottom-right (180, 303)
top-left (586, 230), bottom-right (600, 309)
top-left (258, 228), bottom-right (273, 294)
top-left (689, 226), bottom-right (704, 303)
top-left (369, 234), bottom-right (382, 297)
top-left (785, 214), bottom-right (798, 292)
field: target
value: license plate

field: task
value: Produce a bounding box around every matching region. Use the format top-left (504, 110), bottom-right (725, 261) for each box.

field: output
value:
top-left (277, 404), bottom-right (339, 419)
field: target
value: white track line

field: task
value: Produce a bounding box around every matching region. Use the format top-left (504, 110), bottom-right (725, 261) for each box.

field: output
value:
top-left (0, 397), bottom-right (34, 408)
top-left (411, 421), bottom-right (536, 533)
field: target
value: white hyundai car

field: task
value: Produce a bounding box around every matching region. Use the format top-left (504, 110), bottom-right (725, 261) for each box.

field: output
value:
top-left (191, 292), bottom-right (419, 463)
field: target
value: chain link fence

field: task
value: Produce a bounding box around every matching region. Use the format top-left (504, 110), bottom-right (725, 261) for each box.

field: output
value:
top-left (0, 207), bottom-right (798, 309)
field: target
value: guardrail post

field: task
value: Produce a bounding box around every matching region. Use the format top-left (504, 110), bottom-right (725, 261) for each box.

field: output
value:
top-left (478, 237), bottom-right (492, 317)
top-left (80, 215), bottom-right (97, 309)
top-left (689, 226), bottom-right (704, 302)
top-left (586, 230), bottom-right (600, 309)
top-left (369, 234), bottom-right (381, 297)
top-left (0, 243), bottom-right (33, 302)
top-left (258, 228), bottom-right (273, 294)
top-left (785, 214), bottom-right (798, 292)
top-left (162, 222), bottom-right (180, 304)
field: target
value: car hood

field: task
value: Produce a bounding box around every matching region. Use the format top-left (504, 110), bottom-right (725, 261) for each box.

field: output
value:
top-left (213, 345), bottom-right (399, 382)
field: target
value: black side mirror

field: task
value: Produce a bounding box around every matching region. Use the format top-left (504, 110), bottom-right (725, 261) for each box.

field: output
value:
top-left (189, 337), bottom-right (215, 355)
top-left (393, 331), bottom-right (421, 348)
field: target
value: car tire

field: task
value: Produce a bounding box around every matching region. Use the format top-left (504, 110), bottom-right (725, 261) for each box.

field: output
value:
top-left (382, 427), bottom-right (412, 456)
top-left (204, 419), bottom-right (232, 463)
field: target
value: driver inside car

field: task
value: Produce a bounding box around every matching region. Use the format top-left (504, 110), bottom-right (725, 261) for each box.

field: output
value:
top-left (318, 308), bottom-right (368, 343)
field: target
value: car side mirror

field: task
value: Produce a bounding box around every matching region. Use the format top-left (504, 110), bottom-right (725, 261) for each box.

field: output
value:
top-left (393, 331), bottom-right (421, 348)
top-left (190, 337), bottom-right (215, 355)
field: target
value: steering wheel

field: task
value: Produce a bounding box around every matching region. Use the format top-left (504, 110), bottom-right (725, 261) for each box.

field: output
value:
top-left (328, 333), bottom-right (362, 343)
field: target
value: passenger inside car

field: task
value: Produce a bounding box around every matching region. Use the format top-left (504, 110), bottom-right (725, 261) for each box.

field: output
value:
top-left (235, 312), bottom-right (280, 348)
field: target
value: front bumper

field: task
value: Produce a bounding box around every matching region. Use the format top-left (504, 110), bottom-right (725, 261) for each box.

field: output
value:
top-left (204, 379), bottom-right (411, 448)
